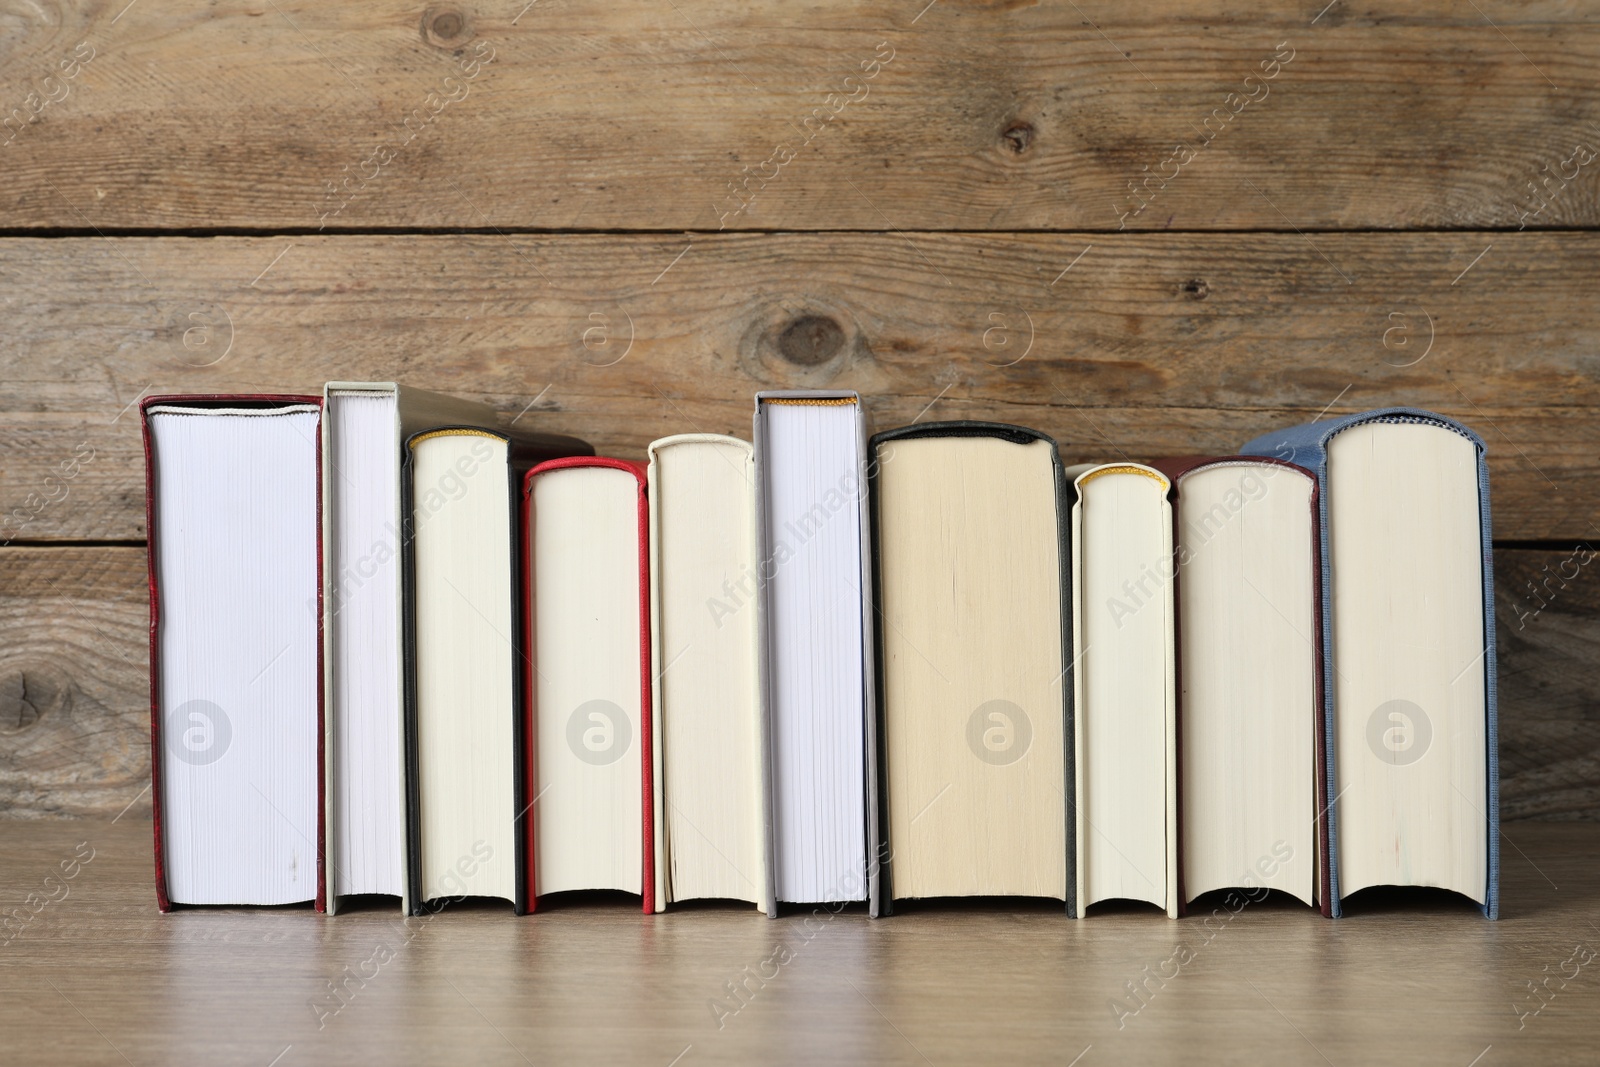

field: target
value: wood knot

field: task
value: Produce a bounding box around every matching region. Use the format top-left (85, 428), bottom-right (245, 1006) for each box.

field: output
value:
top-left (1001, 121), bottom-right (1035, 155)
top-left (740, 301), bottom-right (864, 384)
top-left (1181, 278), bottom-right (1209, 300)
top-left (423, 6), bottom-right (472, 47)
top-left (0, 668), bottom-right (70, 733)
top-left (777, 315), bottom-right (846, 366)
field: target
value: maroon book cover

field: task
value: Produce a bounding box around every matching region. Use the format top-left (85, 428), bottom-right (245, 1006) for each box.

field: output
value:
top-left (1150, 455), bottom-right (1328, 919)
top-left (142, 394), bottom-right (326, 913)
top-left (521, 457), bottom-right (655, 915)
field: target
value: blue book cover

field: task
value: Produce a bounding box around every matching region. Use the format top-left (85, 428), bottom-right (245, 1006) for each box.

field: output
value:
top-left (1242, 408), bottom-right (1498, 919)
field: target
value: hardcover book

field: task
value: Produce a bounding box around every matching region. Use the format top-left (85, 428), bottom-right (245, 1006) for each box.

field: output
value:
top-left (647, 435), bottom-right (768, 912)
top-left (402, 425), bottom-right (590, 915)
top-left (320, 382), bottom-right (504, 915)
top-left (1242, 408), bottom-right (1499, 919)
top-left (869, 422), bottom-right (1073, 913)
top-left (143, 394), bottom-right (325, 911)
top-left (1152, 456), bottom-right (1322, 916)
top-left (524, 457), bottom-right (656, 912)
top-left (753, 391), bottom-right (881, 916)
top-left (1065, 461), bottom-right (1178, 918)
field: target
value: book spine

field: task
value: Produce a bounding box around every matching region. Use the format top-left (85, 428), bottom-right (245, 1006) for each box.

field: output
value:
top-left (141, 401), bottom-right (172, 914)
top-left (319, 393), bottom-right (339, 916)
top-left (1312, 476), bottom-right (1337, 921)
top-left (313, 403), bottom-right (328, 915)
top-left (1057, 456), bottom-right (1078, 919)
top-left (520, 475), bottom-right (539, 915)
top-left (400, 444), bottom-right (425, 916)
top-left (864, 436), bottom-right (893, 917)
top-left (1477, 450), bottom-right (1500, 920)
top-left (635, 472), bottom-right (656, 916)
top-left (1069, 493), bottom-right (1087, 918)
top-left (854, 408), bottom-right (883, 919)
top-left (752, 403), bottom-right (780, 918)
top-left (1161, 495), bottom-right (1179, 919)
top-left (1167, 476), bottom-right (1186, 919)
top-left (645, 455), bottom-right (669, 913)
top-left (510, 460), bottom-right (530, 918)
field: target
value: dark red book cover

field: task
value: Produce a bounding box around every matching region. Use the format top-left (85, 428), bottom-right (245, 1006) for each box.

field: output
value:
top-left (1150, 455), bottom-right (1328, 919)
top-left (521, 457), bottom-right (655, 915)
top-left (142, 394), bottom-right (327, 914)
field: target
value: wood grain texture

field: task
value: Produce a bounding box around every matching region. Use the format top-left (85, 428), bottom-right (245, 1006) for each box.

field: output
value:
top-left (1, 817), bottom-right (1598, 1065)
top-left (0, 548), bottom-right (148, 819)
top-left (0, 545), bottom-right (1592, 822)
top-left (2, 232), bottom-right (1597, 542)
top-left (1497, 547), bottom-right (1600, 821)
top-left (1, 2), bottom-right (1599, 231)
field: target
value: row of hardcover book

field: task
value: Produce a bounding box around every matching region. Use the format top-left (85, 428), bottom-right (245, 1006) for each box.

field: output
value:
top-left (142, 387), bottom-right (1497, 919)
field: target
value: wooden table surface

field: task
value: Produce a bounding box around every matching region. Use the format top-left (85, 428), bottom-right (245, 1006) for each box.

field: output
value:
top-left (2, 817), bottom-right (1596, 1066)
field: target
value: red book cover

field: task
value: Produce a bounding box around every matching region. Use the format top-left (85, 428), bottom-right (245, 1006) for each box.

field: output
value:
top-left (143, 394), bottom-right (326, 913)
top-left (1150, 455), bottom-right (1327, 919)
top-left (521, 457), bottom-right (655, 914)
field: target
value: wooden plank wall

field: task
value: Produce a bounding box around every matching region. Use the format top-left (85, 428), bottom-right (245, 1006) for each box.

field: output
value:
top-left (0, 1), bottom-right (1595, 820)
